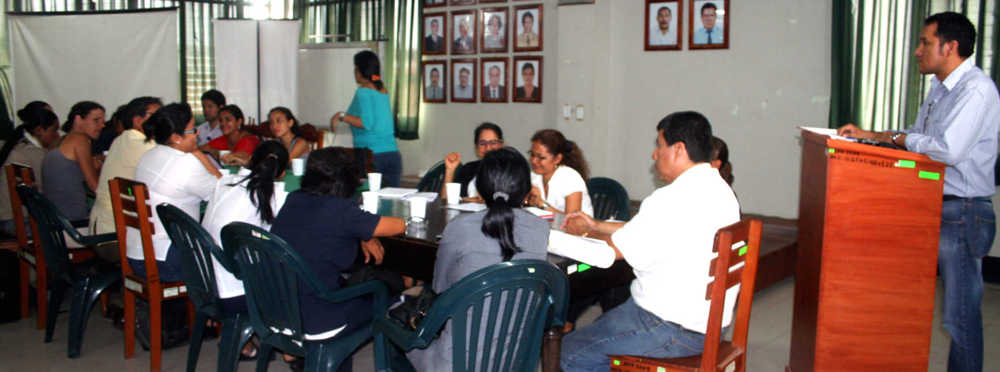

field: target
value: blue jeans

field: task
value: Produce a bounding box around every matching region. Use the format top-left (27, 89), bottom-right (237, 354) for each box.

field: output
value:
top-left (373, 151), bottom-right (402, 188)
top-left (940, 198), bottom-right (994, 372)
top-left (127, 244), bottom-right (184, 283)
top-left (560, 298), bottom-right (705, 372)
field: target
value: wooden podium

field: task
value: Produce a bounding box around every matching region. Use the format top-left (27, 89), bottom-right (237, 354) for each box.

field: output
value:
top-left (788, 130), bottom-right (945, 372)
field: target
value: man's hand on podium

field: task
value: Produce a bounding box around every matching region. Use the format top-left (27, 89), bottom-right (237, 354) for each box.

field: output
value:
top-left (838, 123), bottom-right (894, 144)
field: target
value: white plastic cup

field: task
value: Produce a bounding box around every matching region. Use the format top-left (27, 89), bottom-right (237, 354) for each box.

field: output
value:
top-left (409, 197), bottom-right (427, 221)
top-left (219, 150), bottom-right (231, 160)
top-left (367, 172), bottom-right (382, 192)
top-left (445, 183), bottom-right (461, 205)
top-left (291, 158), bottom-right (305, 176)
top-left (362, 191), bottom-right (378, 213)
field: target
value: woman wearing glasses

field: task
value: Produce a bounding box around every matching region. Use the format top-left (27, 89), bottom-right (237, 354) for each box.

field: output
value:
top-left (439, 122), bottom-right (505, 201)
top-left (526, 129), bottom-right (593, 216)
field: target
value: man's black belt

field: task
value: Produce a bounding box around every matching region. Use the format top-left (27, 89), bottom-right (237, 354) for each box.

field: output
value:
top-left (943, 194), bottom-right (992, 201)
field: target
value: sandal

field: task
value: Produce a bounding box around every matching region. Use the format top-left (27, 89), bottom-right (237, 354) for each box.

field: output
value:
top-left (239, 339), bottom-right (259, 361)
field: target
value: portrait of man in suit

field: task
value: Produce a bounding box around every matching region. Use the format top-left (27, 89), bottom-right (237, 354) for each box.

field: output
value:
top-left (452, 13), bottom-right (475, 53)
top-left (481, 63), bottom-right (506, 102)
top-left (648, 3), bottom-right (678, 46)
top-left (693, 1), bottom-right (725, 45)
top-left (453, 65), bottom-right (474, 100)
top-left (424, 16), bottom-right (445, 53)
top-left (424, 66), bottom-right (445, 101)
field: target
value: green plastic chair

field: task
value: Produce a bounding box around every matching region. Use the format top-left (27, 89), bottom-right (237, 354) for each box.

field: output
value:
top-left (373, 259), bottom-right (569, 372)
top-left (587, 177), bottom-right (631, 221)
top-left (16, 185), bottom-right (119, 358)
top-left (155, 203), bottom-right (254, 372)
top-left (416, 161), bottom-right (448, 193)
top-left (220, 222), bottom-right (390, 372)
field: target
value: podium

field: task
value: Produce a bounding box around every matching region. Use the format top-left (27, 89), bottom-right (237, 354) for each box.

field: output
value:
top-left (788, 130), bottom-right (945, 372)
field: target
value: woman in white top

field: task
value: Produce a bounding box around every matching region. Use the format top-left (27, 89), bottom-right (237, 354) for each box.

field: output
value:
top-left (526, 129), bottom-right (593, 216)
top-left (126, 103), bottom-right (223, 282)
top-left (0, 102), bottom-right (60, 233)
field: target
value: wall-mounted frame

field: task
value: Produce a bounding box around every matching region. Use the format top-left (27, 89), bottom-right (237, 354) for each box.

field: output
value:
top-left (480, 57), bottom-right (508, 103)
top-left (512, 56), bottom-right (542, 103)
top-left (423, 12), bottom-right (447, 55)
top-left (451, 10), bottom-right (477, 55)
top-left (451, 58), bottom-right (478, 103)
top-left (423, 61), bottom-right (447, 103)
top-left (480, 0), bottom-right (507, 3)
top-left (644, 0), bottom-right (682, 51)
top-left (558, 0), bottom-right (595, 5)
top-left (513, 4), bottom-right (542, 52)
top-left (424, 0), bottom-right (446, 8)
top-left (480, 7), bottom-right (509, 53)
top-left (689, 0), bottom-right (728, 50)
top-left (450, 0), bottom-right (476, 5)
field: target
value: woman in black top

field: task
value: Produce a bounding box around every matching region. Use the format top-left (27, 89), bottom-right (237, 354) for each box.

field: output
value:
top-left (439, 122), bottom-right (505, 201)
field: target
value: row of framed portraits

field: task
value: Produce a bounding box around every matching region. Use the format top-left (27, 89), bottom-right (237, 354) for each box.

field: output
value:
top-left (423, 56), bottom-right (542, 104)
top-left (644, 0), bottom-right (729, 51)
top-left (423, 4), bottom-right (543, 55)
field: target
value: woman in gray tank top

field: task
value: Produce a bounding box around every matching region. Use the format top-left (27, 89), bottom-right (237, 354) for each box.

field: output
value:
top-left (42, 101), bottom-right (105, 221)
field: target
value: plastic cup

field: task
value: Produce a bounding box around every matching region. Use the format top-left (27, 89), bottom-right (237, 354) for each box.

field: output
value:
top-left (445, 183), bottom-right (461, 204)
top-left (409, 197), bottom-right (427, 221)
top-left (368, 172), bottom-right (382, 192)
top-left (291, 158), bottom-right (305, 176)
top-left (362, 191), bottom-right (378, 213)
top-left (219, 150), bottom-right (231, 160)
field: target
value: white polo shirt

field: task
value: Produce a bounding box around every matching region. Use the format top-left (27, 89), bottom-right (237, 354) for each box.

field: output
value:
top-left (530, 165), bottom-right (594, 216)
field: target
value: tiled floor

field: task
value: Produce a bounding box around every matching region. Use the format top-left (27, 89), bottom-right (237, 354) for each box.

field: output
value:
top-left (1, 278), bottom-right (997, 371)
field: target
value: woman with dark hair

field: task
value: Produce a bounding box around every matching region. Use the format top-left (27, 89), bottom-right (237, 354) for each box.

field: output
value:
top-left (200, 104), bottom-right (260, 166)
top-left (0, 102), bottom-right (60, 232)
top-left (330, 50), bottom-right (402, 187)
top-left (43, 101), bottom-right (105, 221)
top-left (526, 129), bottom-right (593, 216)
top-left (407, 147), bottom-right (550, 371)
top-left (710, 136), bottom-right (734, 186)
top-left (270, 147), bottom-right (405, 347)
top-left (440, 122), bottom-right (505, 201)
top-left (268, 106), bottom-right (309, 160)
top-left (127, 103), bottom-right (222, 282)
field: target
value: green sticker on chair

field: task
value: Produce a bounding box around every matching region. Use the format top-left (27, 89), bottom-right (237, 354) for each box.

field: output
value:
top-left (828, 148), bottom-right (835, 154)
top-left (612, 359), bottom-right (621, 366)
top-left (895, 160), bottom-right (916, 168)
top-left (527, 267), bottom-right (535, 273)
top-left (918, 171), bottom-right (940, 180)
top-left (577, 264), bottom-right (592, 272)
top-left (738, 245), bottom-right (748, 256)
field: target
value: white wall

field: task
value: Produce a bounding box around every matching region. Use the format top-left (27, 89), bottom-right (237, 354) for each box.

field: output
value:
top-left (407, 0), bottom-right (832, 218)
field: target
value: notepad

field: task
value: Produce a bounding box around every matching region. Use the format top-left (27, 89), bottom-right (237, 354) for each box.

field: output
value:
top-left (445, 203), bottom-right (487, 212)
top-left (403, 192), bottom-right (439, 201)
top-left (524, 206), bottom-right (555, 220)
top-left (547, 229), bottom-right (616, 268)
top-left (376, 187), bottom-right (419, 199)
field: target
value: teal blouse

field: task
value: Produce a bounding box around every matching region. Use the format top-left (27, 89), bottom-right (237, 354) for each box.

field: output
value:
top-left (346, 87), bottom-right (398, 154)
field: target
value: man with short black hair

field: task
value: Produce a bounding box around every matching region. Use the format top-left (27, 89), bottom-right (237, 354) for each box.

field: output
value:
top-left (839, 12), bottom-right (1000, 372)
top-left (692, 2), bottom-right (723, 44)
top-left (560, 111), bottom-right (740, 372)
top-left (197, 89), bottom-right (226, 145)
top-left (455, 67), bottom-right (473, 99)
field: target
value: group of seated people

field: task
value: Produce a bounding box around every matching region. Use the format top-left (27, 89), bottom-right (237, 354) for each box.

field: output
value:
top-left (1, 86), bottom-right (739, 371)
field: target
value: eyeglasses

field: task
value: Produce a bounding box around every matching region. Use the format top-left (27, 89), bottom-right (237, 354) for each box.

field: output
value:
top-left (476, 139), bottom-right (503, 147)
top-left (183, 128), bottom-right (198, 135)
top-left (527, 151), bottom-right (552, 160)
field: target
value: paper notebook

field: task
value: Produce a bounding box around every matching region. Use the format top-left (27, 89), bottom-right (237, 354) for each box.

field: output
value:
top-left (376, 187), bottom-right (419, 199)
top-left (547, 229), bottom-right (616, 268)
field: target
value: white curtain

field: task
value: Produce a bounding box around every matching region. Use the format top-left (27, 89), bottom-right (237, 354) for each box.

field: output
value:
top-left (214, 19), bottom-right (300, 123)
top-left (259, 20), bottom-right (300, 119)
top-left (213, 20), bottom-right (259, 122)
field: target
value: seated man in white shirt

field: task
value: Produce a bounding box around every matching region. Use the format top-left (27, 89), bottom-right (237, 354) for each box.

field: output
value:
top-left (559, 111), bottom-right (740, 371)
top-left (196, 89), bottom-right (226, 146)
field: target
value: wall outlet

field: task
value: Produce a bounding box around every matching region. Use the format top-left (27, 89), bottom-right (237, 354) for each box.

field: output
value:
top-left (575, 105), bottom-right (585, 121)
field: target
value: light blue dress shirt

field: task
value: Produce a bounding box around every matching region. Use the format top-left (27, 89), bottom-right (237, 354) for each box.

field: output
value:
top-left (693, 26), bottom-right (724, 44)
top-left (905, 58), bottom-right (1000, 197)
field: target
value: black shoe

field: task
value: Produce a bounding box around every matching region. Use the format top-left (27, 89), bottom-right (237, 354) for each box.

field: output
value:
top-left (287, 357), bottom-right (304, 372)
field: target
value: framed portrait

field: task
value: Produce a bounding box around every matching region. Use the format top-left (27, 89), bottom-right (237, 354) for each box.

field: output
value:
top-left (423, 61), bottom-right (447, 103)
top-left (480, 8), bottom-right (508, 53)
top-left (512, 56), bottom-right (542, 103)
top-left (558, 0), bottom-right (595, 5)
top-left (451, 59), bottom-right (477, 103)
top-left (689, 0), bottom-right (728, 50)
top-left (423, 13), bottom-right (447, 55)
top-left (644, 0), bottom-right (682, 51)
top-left (451, 10), bottom-right (477, 55)
top-left (424, 0), bottom-right (446, 8)
top-left (513, 5), bottom-right (543, 52)
top-left (480, 58), bottom-right (508, 103)
top-left (449, 0), bottom-right (476, 5)
top-left (479, 0), bottom-right (506, 3)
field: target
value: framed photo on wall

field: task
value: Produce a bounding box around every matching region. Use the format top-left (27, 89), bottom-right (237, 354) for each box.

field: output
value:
top-left (512, 56), bottom-right (542, 103)
top-left (423, 61), bottom-right (447, 103)
top-left (480, 7), bottom-right (509, 53)
top-left (423, 12), bottom-right (447, 55)
top-left (480, 58), bottom-right (508, 103)
top-left (424, 0), bottom-right (446, 8)
top-left (689, 0), bottom-right (728, 50)
top-left (479, 0), bottom-right (506, 3)
top-left (451, 10), bottom-right (477, 55)
top-left (513, 5), bottom-right (543, 52)
top-left (451, 59), bottom-right (477, 103)
top-left (644, 0), bottom-right (682, 51)
top-left (450, 0), bottom-right (476, 5)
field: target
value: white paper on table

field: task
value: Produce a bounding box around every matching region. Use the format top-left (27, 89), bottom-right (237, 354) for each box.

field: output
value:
top-left (547, 229), bottom-right (616, 268)
top-left (445, 203), bottom-right (487, 212)
top-left (376, 187), bottom-right (418, 199)
top-left (404, 192), bottom-right (439, 201)
top-left (798, 126), bottom-right (855, 142)
top-left (524, 206), bottom-right (555, 219)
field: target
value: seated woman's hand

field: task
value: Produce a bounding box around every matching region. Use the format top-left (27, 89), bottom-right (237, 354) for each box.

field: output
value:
top-left (524, 186), bottom-right (544, 208)
top-left (361, 238), bottom-right (385, 264)
top-left (444, 152), bottom-right (461, 170)
top-left (461, 196), bottom-right (484, 204)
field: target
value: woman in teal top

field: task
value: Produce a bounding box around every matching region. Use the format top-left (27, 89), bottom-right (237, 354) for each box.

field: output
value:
top-left (331, 50), bottom-right (402, 187)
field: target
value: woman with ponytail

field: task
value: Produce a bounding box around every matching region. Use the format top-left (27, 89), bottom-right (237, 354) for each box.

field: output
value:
top-left (0, 102), bottom-right (60, 232)
top-left (330, 50), bottom-right (402, 187)
top-left (406, 147), bottom-right (550, 371)
top-left (526, 129), bottom-right (594, 216)
top-left (43, 101), bottom-right (105, 221)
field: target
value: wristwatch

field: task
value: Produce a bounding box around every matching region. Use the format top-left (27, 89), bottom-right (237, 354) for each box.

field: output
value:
top-left (890, 132), bottom-right (904, 146)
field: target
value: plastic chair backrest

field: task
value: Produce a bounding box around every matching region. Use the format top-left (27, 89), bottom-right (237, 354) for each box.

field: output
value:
top-left (6, 164), bottom-right (37, 260)
top-left (418, 260), bottom-right (568, 372)
top-left (221, 222), bottom-right (337, 355)
top-left (417, 161), bottom-right (447, 192)
top-left (155, 203), bottom-right (225, 319)
top-left (587, 177), bottom-right (631, 221)
top-left (16, 185), bottom-right (76, 280)
top-left (108, 177), bottom-right (157, 280)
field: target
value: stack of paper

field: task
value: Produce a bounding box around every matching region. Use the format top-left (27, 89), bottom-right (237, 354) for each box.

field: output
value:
top-left (547, 229), bottom-right (616, 268)
top-left (403, 192), bottom-right (439, 201)
top-left (376, 187), bottom-right (419, 199)
top-left (524, 206), bottom-right (555, 220)
top-left (445, 203), bottom-right (487, 212)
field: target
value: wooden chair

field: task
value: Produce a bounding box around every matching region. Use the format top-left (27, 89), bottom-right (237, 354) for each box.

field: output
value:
top-left (609, 219), bottom-right (762, 372)
top-left (109, 177), bottom-right (191, 372)
top-left (6, 163), bottom-right (44, 328)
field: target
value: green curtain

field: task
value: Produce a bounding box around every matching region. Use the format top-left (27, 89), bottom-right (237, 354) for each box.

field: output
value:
top-left (384, 0), bottom-right (420, 140)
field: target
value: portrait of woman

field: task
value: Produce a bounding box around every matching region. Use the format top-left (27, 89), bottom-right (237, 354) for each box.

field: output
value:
top-left (514, 5), bottom-right (543, 52)
top-left (513, 57), bottom-right (542, 103)
top-left (481, 8), bottom-right (508, 53)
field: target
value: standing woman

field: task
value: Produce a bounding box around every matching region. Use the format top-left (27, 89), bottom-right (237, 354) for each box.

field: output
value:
top-left (0, 102), bottom-right (60, 232)
top-left (268, 106), bottom-right (309, 160)
top-left (330, 50), bottom-right (402, 187)
top-left (526, 129), bottom-right (593, 216)
top-left (43, 101), bottom-right (105, 221)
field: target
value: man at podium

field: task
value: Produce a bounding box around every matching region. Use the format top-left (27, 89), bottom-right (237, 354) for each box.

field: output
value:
top-left (838, 12), bottom-right (1000, 372)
